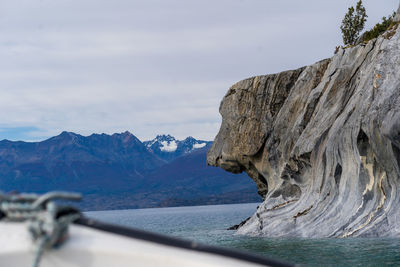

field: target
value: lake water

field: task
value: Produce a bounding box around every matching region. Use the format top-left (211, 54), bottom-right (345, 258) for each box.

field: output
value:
top-left (85, 203), bottom-right (400, 266)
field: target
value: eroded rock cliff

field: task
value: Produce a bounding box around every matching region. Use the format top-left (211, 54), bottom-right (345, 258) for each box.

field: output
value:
top-left (207, 19), bottom-right (400, 237)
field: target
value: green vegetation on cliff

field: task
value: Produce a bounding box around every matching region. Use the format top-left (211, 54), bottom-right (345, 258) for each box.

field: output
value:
top-left (362, 12), bottom-right (398, 43)
top-left (340, 0), bottom-right (367, 45)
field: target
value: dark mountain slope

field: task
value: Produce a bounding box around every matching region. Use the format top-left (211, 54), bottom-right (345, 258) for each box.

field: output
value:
top-left (140, 147), bottom-right (261, 208)
top-left (0, 131), bottom-right (164, 194)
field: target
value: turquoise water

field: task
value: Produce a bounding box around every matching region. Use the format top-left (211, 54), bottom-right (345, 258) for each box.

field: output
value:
top-left (85, 203), bottom-right (400, 266)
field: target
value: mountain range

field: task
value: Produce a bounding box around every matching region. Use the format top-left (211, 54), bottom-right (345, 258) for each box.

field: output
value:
top-left (0, 131), bottom-right (260, 210)
top-left (144, 134), bottom-right (212, 162)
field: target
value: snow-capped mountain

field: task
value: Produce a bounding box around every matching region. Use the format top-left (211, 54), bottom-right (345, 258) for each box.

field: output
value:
top-left (144, 134), bottom-right (212, 162)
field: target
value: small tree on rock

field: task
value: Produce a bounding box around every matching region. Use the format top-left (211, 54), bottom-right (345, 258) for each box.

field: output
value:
top-left (340, 0), bottom-right (368, 45)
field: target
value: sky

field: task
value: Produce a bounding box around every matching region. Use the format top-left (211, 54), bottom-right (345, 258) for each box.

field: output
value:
top-left (0, 0), bottom-right (398, 142)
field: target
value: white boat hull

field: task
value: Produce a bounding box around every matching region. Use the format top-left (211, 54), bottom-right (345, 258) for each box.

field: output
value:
top-left (0, 222), bottom-right (274, 267)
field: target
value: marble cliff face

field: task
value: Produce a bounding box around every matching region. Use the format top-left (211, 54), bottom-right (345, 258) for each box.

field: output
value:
top-left (207, 20), bottom-right (400, 237)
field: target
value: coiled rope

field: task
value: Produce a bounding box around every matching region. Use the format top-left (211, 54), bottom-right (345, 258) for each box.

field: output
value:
top-left (0, 191), bottom-right (82, 267)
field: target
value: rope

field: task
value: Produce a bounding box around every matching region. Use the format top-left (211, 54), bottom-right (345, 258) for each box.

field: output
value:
top-left (0, 191), bottom-right (82, 267)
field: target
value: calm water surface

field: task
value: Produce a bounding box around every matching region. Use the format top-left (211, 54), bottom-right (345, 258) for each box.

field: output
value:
top-left (85, 203), bottom-right (400, 266)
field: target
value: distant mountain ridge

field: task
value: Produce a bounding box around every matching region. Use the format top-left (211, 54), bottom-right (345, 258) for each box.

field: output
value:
top-left (0, 131), bottom-right (163, 193)
top-left (144, 134), bottom-right (212, 162)
top-left (0, 131), bottom-right (260, 210)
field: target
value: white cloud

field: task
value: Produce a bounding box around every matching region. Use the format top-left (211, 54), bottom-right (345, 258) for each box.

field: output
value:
top-left (0, 0), bottom-right (398, 141)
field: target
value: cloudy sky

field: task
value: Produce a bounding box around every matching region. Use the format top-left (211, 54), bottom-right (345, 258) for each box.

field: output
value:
top-left (0, 0), bottom-right (398, 142)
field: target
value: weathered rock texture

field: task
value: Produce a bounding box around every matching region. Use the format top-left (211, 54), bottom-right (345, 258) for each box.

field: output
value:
top-left (394, 4), bottom-right (400, 23)
top-left (207, 20), bottom-right (400, 237)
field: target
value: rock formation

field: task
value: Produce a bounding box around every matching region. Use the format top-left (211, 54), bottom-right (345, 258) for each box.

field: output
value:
top-left (394, 4), bottom-right (400, 23)
top-left (207, 14), bottom-right (400, 237)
